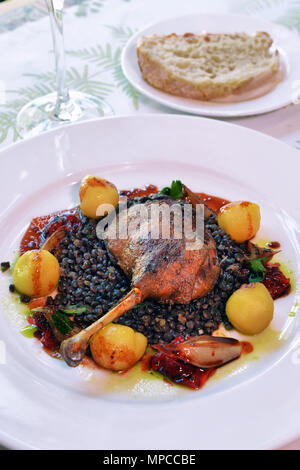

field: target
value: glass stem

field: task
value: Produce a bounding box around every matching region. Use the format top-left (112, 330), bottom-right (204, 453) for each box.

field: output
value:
top-left (46, 0), bottom-right (70, 118)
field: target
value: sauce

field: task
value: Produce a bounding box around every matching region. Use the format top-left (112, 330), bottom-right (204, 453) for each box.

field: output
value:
top-left (140, 352), bottom-right (153, 372)
top-left (27, 313), bottom-right (59, 351)
top-left (151, 352), bottom-right (215, 390)
top-left (263, 263), bottom-right (291, 300)
top-left (120, 186), bottom-right (230, 212)
top-left (20, 207), bottom-right (81, 254)
top-left (120, 184), bottom-right (158, 200)
top-left (150, 337), bottom-right (252, 390)
top-left (267, 241), bottom-right (281, 249)
top-left (240, 341), bottom-right (254, 354)
top-left (196, 192), bottom-right (230, 212)
top-left (212, 327), bottom-right (283, 384)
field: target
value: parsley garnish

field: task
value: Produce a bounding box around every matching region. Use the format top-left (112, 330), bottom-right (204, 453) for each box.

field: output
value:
top-left (248, 256), bottom-right (269, 282)
top-left (161, 180), bottom-right (183, 200)
top-left (52, 312), bottom-right (74, 336)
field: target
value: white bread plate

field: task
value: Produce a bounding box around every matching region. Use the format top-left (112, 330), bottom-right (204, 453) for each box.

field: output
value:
top-left (122, 13), bottom-right (300, 117)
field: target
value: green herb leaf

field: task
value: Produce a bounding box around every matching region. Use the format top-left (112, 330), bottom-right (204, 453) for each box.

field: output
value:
top-left (61, 305), bottom-right (88, 315)
top-left (52, 312), bottom-right (74, 336)
top-left (248, 257), bottom-right (268, 273)
top-left (249, 272), bottom-right (265, 283)
top-left (161, 186), bottom-right (170, 195)
top-left (21, 325), bottom-right (38, 338)
top-left (161, 180), bottom-right (183, 200)
top-left (248, 256), bottom-right (269, 282)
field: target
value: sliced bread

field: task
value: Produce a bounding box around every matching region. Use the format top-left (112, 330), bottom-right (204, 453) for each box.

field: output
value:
top-left (136, 32), bottom-right (279, 101)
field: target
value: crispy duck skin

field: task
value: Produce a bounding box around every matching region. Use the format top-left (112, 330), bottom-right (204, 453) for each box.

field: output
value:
top-left (104, 195), bottom-right (220, 304)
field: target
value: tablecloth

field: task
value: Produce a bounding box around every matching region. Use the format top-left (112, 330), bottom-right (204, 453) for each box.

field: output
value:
top-left (0, 0), bottom-right (300, 148)
top-left (0, 0), bottom-right (299, 450)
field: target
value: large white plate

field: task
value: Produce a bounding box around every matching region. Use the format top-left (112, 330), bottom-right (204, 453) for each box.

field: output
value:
top-left (122, 13), bottom-right (300, 117)
top-left (0, 115), bottom-right (300, 450)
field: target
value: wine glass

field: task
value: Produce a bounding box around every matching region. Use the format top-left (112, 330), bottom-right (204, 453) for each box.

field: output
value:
top-left (16, 0), bottom-right (113, 139)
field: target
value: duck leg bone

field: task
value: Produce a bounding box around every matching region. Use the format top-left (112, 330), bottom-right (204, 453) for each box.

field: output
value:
top-left (60, 287), bottom-right (142, 367)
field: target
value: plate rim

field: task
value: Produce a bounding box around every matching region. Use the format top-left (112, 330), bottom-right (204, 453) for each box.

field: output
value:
top-left (1, 112), bottom-right (300, 156)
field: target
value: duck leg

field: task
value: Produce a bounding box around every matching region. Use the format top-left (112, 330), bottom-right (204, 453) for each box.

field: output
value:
top-left (60, 287), bottom-right (142, 367)
top-left (181, 184), bottom-right (215, 219)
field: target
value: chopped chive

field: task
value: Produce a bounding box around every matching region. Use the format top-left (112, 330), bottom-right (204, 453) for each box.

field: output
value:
top-left (21, 325), bottom-right (38, 338)
top-left (61, 305), bottom-right (88, 315)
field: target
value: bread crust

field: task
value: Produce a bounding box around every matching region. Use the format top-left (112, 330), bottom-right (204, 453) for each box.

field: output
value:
top-left (136, 32), bottom-right (279, 101)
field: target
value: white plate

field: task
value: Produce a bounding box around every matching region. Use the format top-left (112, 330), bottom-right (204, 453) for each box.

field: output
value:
top-left (0, 115), bottom-right (300, 450)
top-left (122, 13), bottom-right (300, 117)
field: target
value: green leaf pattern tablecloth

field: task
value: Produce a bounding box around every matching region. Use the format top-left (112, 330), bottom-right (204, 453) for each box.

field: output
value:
top-left (0, 0), bottom-right (300, 148)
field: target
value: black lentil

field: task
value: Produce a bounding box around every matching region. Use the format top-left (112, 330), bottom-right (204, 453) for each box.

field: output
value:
top-left (1, 261), bottom-right (10, 272)
top-left (20, 294), bottom-right (31, 303)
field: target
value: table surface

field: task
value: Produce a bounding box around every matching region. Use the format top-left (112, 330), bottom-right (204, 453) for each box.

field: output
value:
top-left (0, 0), bottom-right (299, 450)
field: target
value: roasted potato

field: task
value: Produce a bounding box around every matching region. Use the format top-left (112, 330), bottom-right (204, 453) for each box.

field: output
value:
top-left (218, 200), bottom-right (261, 243)
top-left (13, 249), bottom-right (60, 298)
top-left (90, 323), bottom-right (147, 371)
top-left (226, 282), bottom-right (274, 335)
top-left (79, 175), bottom-right (119, 219)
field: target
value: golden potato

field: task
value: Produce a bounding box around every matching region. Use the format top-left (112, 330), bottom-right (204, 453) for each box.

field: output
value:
top-left (226, 282), bottom-right (274, 335)
top-left (90, 323), bottom-right (148, 371)
top-left (79, 175), bottom-right (119, 219)
top-left (217, 200), bottom-right (261, 243)
top-left (13, 249), bottom-right (60, 298)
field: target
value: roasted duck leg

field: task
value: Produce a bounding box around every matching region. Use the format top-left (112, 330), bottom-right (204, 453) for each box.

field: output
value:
top-left (61, 192), bottom-right (220, 366)
top-left (105, 194), bottom-right (220, 303)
